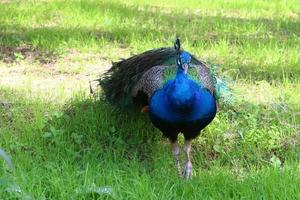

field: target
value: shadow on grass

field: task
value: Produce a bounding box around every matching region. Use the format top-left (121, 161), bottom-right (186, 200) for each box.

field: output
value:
top-left (42, 96), bottom-right (162, 170)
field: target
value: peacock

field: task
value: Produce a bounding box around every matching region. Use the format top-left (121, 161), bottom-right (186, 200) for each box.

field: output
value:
top-left (99, 38), bottom-right (231, 178)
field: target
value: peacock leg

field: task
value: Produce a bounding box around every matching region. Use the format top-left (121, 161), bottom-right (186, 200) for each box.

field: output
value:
top-left (171, 140), bottom-right (181, 177)
top-left (182, 139), bottom-right (193, 179)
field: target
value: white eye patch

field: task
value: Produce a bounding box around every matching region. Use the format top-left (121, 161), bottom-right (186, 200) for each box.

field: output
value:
top-left (177, 59), bottom-right (181, 65)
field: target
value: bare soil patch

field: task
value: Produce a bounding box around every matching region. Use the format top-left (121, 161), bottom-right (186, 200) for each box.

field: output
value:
top-left (0, 45), bottom-right (57, 64)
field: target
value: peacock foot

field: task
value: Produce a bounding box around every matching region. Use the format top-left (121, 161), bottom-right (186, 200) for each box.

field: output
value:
top-left (182, 160), bottom-right (193, 179)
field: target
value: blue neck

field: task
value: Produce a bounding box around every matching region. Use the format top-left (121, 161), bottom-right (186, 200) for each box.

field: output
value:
top-left (176, 66), bottom-right (185, 75)
top-left (166, 70), bottom-right (195, 113)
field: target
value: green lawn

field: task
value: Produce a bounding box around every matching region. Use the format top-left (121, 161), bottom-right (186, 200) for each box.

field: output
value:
top-left (0, 0), bottom-right (299, 199)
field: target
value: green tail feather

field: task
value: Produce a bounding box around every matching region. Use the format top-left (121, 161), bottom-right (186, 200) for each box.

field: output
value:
top-left (208, 63), bottom-right (236, 107)
top-left (98, 48), bottom-right (176, 107)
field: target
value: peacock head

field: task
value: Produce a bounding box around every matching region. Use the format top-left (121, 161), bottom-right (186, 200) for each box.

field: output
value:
top-left (174, 38), bottom-right (191, 74)
top-left (176, 51), bottom-right (191, 74)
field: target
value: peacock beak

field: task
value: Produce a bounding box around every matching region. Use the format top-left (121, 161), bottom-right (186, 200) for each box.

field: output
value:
top-left (182, 63), bottom-right (189, 74)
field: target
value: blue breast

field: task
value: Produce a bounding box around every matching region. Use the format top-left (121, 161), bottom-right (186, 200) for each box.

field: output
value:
top-left (148, 73), bottom-right (217, 135)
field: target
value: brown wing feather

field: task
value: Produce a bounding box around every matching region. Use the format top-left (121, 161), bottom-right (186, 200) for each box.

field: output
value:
top-left (192, 64), bottom-right (215, 95)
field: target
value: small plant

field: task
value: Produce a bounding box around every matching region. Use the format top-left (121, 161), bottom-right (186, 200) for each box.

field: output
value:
top-left (42, 126), bottom-right (64, 145)
top-left (14, 52), bottom-right (24, 62)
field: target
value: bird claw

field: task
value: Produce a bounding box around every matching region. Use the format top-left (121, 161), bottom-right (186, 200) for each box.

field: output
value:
top-left (182, 161), bottom-right (193, 179)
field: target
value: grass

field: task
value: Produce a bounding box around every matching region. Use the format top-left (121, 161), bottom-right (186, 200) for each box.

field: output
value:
top-left (1, 0), bottom-right (300, 79)
top-left (0, 0), bottom-right (299, 199)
